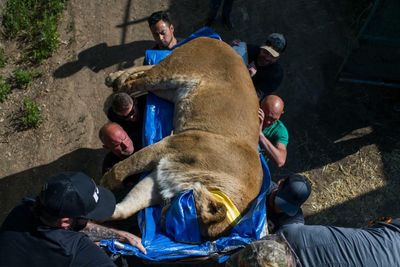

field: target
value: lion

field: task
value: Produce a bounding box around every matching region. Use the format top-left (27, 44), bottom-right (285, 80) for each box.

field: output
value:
top-left (101, 37), bottom-right (263, 240)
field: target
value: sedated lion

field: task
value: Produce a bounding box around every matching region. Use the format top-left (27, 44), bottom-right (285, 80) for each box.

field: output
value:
top-left (101, 37), bottom-right (263, 240)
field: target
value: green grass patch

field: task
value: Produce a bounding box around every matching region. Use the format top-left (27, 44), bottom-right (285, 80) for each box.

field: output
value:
top-left (2, 0), bottom-right (67, 63)
top-left (0, 47), bottom-right (6, 68)
top-left (13, 68), bottom-right (40, 88)
top-left (0, 77), bottom-right (12, 102)
top-left (21, 98), bottom-right (42, 128)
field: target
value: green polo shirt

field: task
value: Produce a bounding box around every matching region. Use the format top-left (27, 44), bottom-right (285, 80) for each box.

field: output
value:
top-left (262, 120), bottom-right (289, 146)
top-left (261, 120), bottom-right (289, 161)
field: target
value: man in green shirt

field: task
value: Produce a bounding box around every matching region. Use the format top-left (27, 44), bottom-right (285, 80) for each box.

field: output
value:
top-left (259, 95), bottom-right (288, 167)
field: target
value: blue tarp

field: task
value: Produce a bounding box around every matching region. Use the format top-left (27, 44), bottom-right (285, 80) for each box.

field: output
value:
top-left (144, 26), bottom-right (222, 65)
top-left (101, 27), bottom-right (270, 263)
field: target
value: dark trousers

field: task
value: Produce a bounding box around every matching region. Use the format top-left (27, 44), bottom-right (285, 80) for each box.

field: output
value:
top-left (209, 0), bottom-right (234, 20)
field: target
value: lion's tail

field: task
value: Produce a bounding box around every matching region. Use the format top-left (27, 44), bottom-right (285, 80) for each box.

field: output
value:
top-left (193, 183), bottom-right (230, 239)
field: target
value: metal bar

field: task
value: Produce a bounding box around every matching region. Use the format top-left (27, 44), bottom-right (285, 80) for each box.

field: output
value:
top-left (360, 35), bottom-right (400, 46)
top-left (339, 77), bottom-right (400, 88)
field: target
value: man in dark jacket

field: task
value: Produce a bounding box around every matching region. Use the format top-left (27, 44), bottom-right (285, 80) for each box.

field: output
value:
top-left (0, 172), bottom-right (145, 266)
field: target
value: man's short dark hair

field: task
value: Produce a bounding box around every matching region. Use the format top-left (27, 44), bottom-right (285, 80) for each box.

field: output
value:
top-left (111, 92), bottom-right (133, 114)
top-left (148, 11), bottom-right (172, 28)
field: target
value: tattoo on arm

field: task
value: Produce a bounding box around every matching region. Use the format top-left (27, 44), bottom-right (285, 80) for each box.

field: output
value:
top-left (81, 222), bottom-right (123, 242)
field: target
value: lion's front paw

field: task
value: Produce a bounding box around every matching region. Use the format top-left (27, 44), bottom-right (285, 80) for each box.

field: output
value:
top-left (100, 170), bottom-right (123, 191)
top-left (105, 70), bottom-right (125, 88)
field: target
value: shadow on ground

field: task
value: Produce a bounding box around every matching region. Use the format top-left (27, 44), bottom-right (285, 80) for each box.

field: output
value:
top-left (290, 86), bottom-right (400, 226)
top-left (0, 148), bottom-right (106, 224)
top-left (53, 40), bottom-right (155, 78)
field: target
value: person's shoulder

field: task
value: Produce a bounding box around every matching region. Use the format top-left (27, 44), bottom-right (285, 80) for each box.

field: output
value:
top-left (73, 234), bottom-right (116, 266)
top-left (275, 120), bottom-right (289, 141)
top-left (1, 201), bottom-right (35, 231)
top-left (270, 62), bottom-right (284, 76)
top-left (247, 44), bottom-right (260, 59)
top-left (107, 107), bottom-right (118, 121)
top-left (276, 119), bottom-right (287, 129)
top-left (271, 120), bottom-right (287, 133)
top-left (102, 152), bottom-right (122, 174)
top-left (136, 95), bottom-right (147, 109)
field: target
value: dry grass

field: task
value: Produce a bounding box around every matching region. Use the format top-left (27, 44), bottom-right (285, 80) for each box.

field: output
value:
top-left (302, 141), bottom-right (400, 226)
top-left (306, 145), bottom-right (385, 212)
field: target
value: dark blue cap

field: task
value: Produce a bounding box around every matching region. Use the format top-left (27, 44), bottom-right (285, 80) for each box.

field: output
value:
top-left (274, 174), bottom-right (311, 216)
top-left (39, 172), bottom-right (116, 220)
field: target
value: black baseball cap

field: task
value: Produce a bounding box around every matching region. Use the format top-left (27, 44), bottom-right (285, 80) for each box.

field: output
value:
top-left (39, 172), bottom-right (116, 221)
top-left (274, 174), bottom-right (311, 216)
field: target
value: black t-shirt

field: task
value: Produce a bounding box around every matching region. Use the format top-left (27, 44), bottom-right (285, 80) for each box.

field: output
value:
top-left (247, 44), bottom-right (284, 99)
top-left (266, 182), bottom-right (305, 233)
top-left (102, 152), bottom-right (124, 175)
top-left (107, 95), bottom-right (146, 151)
top-left (0, 200), bottom-right (116, 267)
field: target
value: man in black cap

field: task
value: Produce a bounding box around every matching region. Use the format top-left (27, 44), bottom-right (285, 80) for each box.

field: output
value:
top-left (232, 33), bottom-right (287, 100)
top-left (267, 174), bottom-right (311, 233)
top-left (0, 172), bottom-right (145, 266)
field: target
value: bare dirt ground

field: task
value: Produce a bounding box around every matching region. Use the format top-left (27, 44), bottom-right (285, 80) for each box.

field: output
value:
top-left (1, 0), bottom-right (400, 265)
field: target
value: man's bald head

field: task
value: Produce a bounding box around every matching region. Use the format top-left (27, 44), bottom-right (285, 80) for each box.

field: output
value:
top-left (260, 95), bottom-right (285, 128)
top-left (99, 122), bottom-right (134, 158)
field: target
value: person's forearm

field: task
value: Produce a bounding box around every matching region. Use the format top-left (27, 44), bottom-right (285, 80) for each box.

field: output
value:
top-left (81, 221), bottom-right (123, 242)
top-left (259, 134), bottom-right (286, 167)
top-left (82, 222), bottom-right (146, 253)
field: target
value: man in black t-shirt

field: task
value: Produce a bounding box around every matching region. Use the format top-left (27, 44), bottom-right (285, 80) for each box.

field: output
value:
top-left (266, 174), bottom-right (311, 233)
top-left (234, 33), bottom-right (287, 100)
top-left (0, 172), bottom-right (145, 267)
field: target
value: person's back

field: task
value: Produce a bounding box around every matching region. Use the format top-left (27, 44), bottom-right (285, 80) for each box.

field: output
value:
top-left (280, 221), bottom-right (400, 267)
top-left (0, 199), bottom-right (115, 267)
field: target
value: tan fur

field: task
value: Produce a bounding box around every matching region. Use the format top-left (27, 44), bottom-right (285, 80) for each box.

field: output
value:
top-left (101, 38), bottom-right (263, 240)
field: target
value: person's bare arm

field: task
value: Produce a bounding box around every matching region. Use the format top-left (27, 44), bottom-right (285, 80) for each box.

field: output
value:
top-left (258, 108), bottom-right (287, 167)
top-left (82, 221), bottom-right (146, 254)
top-left (259, 135), bottom-right (287, 167)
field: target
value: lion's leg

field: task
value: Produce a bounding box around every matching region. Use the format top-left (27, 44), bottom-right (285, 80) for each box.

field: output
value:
top-left (100, 138), bottom-right (170, 190)
top-left (111, 170), bottom-right (161, 220)
top-left (113, 65), bottom-right (200, 103)
top-left (105, 65), bottom-right (154, 91)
